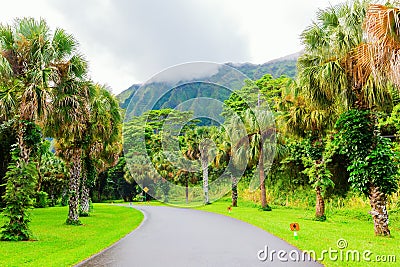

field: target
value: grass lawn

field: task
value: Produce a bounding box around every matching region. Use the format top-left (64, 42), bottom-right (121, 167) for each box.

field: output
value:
top-left (196, 198), bottom-right (399, 267)
top-left (0, 204), bottom-right (143, 267)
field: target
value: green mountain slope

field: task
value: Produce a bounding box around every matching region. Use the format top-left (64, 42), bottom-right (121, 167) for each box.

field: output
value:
top-left (118, 52), bottom-right (299, 111)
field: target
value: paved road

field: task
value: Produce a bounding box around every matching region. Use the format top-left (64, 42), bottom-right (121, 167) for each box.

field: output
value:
top-left (77, 206), bottom-right (323, 267)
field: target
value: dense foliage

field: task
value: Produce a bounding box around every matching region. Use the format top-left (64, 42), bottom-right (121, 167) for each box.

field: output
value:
top-left (335, 110), bottom-right (399, 196)
top-left (0, 18), bottom-right (123, 238)
top-left (1, 148), bottom-right (37, 241)
top-left (1, 0), bottom-right (400, 241)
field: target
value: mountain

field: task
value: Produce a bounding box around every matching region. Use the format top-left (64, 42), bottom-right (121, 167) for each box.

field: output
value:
top-left (118, 52), bottom-right (300, 110)
top-left (117, 84), bottom-right (140, 111)
top-left (225, 51), bottom-right (300, 81)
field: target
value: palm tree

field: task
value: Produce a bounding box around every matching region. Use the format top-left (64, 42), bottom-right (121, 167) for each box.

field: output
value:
top-left (0, 18), bottom-right (86, 161)
top-left (361, 3), bottom-right (400, 235)
top-left (198, 138), bottom-right (212, 204)
top-left (179, 134), bottom-right (201, 204)
top-left (217, 131), bottom-right (238, 207)
top-left (181, 126), bottom-right (220, 204)
top-left (234, 109), bottom-right (275, 210)
top-left (0, 18), bottom-right (87, 231)
top-left (152, 151), bottom-right (178, 202)
top-left (173, 136), bottom-right (198, 204)
top-left (362, 4), bottom-right (400, 87)
top-left (299, 0), bottom-right (396, 109)
top-left (79, 84), bottom-right (122, 215)
top-left (280, 88), bottom-right (336, 220)
top-left (299, 0), bottom-right (398, 234)
top-left (48, 76), bottom-right (90, 225)
top-left (220, 117), bottom-right (247, 207)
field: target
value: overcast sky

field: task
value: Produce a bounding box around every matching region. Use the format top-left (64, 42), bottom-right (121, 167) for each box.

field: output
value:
top-left (2, 0), bottom-right (343, 93)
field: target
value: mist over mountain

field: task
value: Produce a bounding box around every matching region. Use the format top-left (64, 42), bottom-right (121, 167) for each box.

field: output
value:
top-left (225, 51), bottom-right (300, 81)
top-left (118, 52), bottom-right (300, 112)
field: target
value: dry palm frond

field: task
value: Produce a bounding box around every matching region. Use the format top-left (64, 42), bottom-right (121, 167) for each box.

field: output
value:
top-left (363, 4), bottom-right (400, 87)
top-left (364, 4), bottom-right (400, 48)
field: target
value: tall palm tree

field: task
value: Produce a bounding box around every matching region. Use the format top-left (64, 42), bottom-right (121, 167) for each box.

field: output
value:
top-left (179, 133), bottom-right (202, 204)
top-left (220, 117), bottom-right (248, 207)
top-left (0, 18), bottom-right (88, 230)
top-left (234, 108), bottom-right (275, 210)
top-left (299, 0), bottom-right (398, 234)
top-left (361, 3), bottom-right (400, 235)
top-left (297, 2), bottom-right (366, 221)
top-left (362, 4), bottom-right (400, 87)
top-left (216, 130), bottom-right (239, 207)
top-left (0, 18), bottom-right (82, 162)
top-left (79, 84), bottom-right (122, 215)
top-left (280, 87), bottom-right (336, 220)
top-left (299, 0), bottom-right (394, 111)
top-left (48, 74), bottom-right (89, 225)
top-left (174, 157), bottom-right (190, 204)
top-left (181, 126), bottom-right (219, 204)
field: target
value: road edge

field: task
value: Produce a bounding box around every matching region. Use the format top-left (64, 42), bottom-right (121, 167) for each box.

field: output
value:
top-left (74, 205), bottom-right (147, 267)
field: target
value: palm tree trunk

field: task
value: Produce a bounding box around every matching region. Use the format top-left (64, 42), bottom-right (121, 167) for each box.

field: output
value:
top-left (315, 186), bottom-right (325, 220)
top-left (97, 180), bottom-right (102, 202)
top-left (259, 148), bottom-right (268, 209)
top-left (231, 175), bottom-right (238, 207)
top-left (80, 168), bottom-right (90, 216)
top-left (17, 123), bottom-right (31, 164)
top-left (35, 151), bottom-right (43, 192)
top-left (36, 168), bottom-right (43, 192)
top-left (202, 157), bottom-right (209, 204)
top-left (369, 185), bottom-right (390, 236)
top-left (67, 148), bottom-right (82, 225)
top-left (185, 179), bottom-right (189, 204)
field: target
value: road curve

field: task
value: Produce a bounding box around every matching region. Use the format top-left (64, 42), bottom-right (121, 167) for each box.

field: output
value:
top-left (77, 205), bottom-right (323, 267)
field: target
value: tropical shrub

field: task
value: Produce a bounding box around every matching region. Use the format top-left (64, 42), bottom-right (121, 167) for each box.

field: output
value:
top-left (1, 149), bottom-right (37, 241)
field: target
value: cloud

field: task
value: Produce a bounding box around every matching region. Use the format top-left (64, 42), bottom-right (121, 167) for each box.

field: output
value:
top-left (46, 0), bottom-right (251, 92)
top-left (3, 0), bottom-right (346, 93)
top-left (148, 62), bottom-right (221, 84)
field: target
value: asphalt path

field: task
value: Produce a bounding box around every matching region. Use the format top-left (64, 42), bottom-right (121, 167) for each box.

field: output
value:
top-left (77, 205), bottom-right (323, 267)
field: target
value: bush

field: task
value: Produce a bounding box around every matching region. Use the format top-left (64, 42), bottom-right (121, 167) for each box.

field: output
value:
top-left (1, 150), bottom-right (37, 241)
top-left (259, 205), bottom-right (272, 211)
top-left (133, 195), bottom-right (146, 202)
top-left (61, 191), bottom-right (69, 206)
top-left (34, 191), bottom-right (49, 208)
top-left (314, 214), bottom-right (326, 221)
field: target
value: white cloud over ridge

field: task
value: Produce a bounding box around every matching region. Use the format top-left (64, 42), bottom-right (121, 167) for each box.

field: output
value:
top-left (2, 0), bottom-right (344, 93)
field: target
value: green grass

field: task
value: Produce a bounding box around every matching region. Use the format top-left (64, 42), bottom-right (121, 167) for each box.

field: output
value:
top-left (197, 198), bottom-right (399, 267)
top-left (0, 204), bottom-right (143, 267)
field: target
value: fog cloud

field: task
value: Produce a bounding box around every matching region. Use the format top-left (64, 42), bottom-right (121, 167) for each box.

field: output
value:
top-left (47, 0), bottom-right (250, 91)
